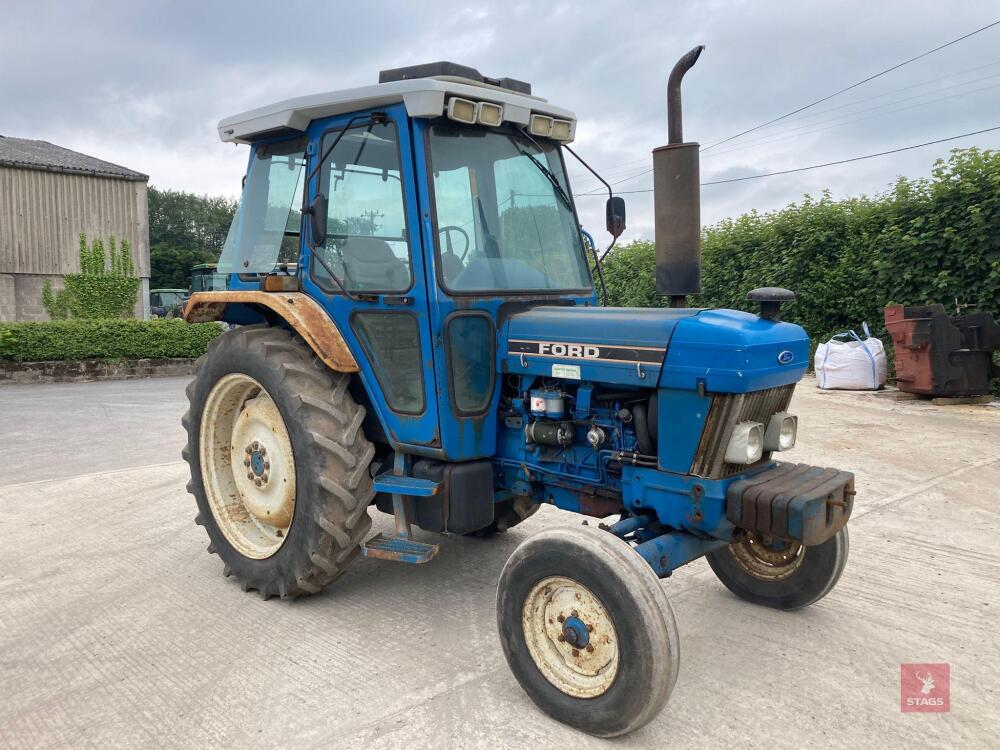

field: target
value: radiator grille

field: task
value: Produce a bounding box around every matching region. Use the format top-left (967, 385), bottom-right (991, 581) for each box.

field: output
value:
top-left (690, 385), bottom-right (796, 478)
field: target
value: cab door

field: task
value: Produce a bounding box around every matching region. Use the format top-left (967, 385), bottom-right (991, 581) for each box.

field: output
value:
top-left (299, 104), bottom-right (441, 452)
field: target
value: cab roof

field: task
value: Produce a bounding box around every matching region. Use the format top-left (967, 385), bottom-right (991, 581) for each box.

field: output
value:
top-left (218, 68), bottom-right (577, 145)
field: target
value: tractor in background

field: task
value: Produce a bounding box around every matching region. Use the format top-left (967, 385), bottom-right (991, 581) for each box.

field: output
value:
top-left (182, 50), bottom-right (855, 736)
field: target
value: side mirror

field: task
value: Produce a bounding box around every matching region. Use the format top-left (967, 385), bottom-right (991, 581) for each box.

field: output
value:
top-left (606, 196), bottom-right (626, 239)
top-left (305, 194), bottom-right (328, 248)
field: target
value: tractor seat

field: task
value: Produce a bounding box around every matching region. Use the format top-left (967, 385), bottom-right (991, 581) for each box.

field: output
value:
top-left (440, 250), bottom-right (464, 283)
top-left (341, 237), bottom-right (410, 290)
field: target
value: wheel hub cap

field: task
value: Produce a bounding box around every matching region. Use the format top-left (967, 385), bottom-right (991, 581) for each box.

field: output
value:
top-left (522, 576), bottom-right (619, 698)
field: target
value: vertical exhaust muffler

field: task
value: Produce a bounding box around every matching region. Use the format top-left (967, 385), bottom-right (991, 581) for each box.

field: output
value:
top-left (653, 45), bottom-right (704, 307)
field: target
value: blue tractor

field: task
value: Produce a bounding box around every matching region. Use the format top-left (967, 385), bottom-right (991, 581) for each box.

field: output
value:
top-left (183, 48), bottom-right (855, 737)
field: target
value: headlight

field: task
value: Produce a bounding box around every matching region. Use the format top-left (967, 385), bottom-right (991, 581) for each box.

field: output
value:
top-left (764, 412), bottom-right (797, 451)
top-left (529, 114), bottom-right (553, 137)
top-left (446, 97), bottom-right (477, 124)
top-left (725, 422), bottom-right (764, 464)
top-left (476, 101), bottom-right (504, 127)
top-left (550, 119), bottom-right (573, 140)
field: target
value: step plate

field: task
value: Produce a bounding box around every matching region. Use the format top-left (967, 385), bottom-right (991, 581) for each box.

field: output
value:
top-left (372, 473), bottom-right (441, 497)
top-left (361, 534), bottom-right (440, 564)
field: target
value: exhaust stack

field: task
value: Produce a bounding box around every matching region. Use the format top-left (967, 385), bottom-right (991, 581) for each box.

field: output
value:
top-left (654, 45), bottom-right (705, 307)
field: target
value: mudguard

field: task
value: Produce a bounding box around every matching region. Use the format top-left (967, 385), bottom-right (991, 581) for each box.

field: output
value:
top-left (183, 291), bottom-right (358, 372)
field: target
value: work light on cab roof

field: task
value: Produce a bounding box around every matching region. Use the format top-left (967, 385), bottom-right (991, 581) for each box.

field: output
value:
top-left (183, 50), bottom-right (857, 739)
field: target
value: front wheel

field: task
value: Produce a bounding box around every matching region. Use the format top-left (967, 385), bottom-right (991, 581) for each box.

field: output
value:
top-left (496, 526), bottom-right (679, 737)
top-left (706, 527), bottom-right (849, 611)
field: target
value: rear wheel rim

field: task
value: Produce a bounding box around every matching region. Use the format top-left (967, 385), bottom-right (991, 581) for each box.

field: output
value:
top-left (728, 532), bottom-right (805, 581)
top-left (521, 576), bottom-right (619, 698)
top-left (199, 373), bottom-right (296, 559)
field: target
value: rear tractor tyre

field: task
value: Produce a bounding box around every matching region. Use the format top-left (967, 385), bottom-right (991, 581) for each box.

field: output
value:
top-left (182, 325), bottom-right (375, 599)
top-left (496, 525), bottom-right (679, 737)
top-left (706, 527), bottom-right (849, 611)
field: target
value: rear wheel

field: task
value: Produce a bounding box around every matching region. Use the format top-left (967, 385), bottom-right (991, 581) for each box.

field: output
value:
top-left (706, 528), bottom-right (849, 611)
top-left (496, 525), bottom-right (679, 737)
top-left (182, 325), bottom-right (375, 599)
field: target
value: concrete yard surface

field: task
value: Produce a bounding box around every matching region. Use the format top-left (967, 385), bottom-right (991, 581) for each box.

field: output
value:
top-left (1, 376), bottom-right (998, 748)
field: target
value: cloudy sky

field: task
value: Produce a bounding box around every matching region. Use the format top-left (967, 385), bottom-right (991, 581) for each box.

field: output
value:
top-left (3, 1), bottom-right (999, 245)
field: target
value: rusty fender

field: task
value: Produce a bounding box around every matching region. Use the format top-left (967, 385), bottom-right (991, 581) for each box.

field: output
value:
top-left (183, 291), bottom-right (358, 373)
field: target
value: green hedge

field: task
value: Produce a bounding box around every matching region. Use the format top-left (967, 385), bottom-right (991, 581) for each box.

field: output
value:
top-left (603, 147), bottom-right (1000, 352)
top-left (0, 320), bottom-right (224, 362)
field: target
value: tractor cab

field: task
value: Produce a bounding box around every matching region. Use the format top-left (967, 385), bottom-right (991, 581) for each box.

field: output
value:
top-left (205, 63), bottom-right (597, 457)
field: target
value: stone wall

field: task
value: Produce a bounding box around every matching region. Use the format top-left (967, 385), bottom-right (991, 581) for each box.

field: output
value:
top-left (0, 274), bottom-right (14, 322)
top-left (0, 357), bottom-right (196, 385)
top-left (0, 272), bottom-right (149, 321)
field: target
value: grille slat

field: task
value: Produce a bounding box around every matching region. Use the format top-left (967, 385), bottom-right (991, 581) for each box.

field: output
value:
top-left (690, 385), bottom-right (795, 478)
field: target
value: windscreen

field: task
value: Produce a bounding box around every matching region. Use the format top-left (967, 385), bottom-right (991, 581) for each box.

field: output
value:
top-left (217, 138), bottom-right (306, 274)
top-left (428, 124), bottom-right (591, 293)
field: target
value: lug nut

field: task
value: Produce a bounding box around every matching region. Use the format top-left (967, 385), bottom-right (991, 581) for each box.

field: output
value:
top-left (571, 610), bottom-right (578, 618)
top-left (557, 634), bottom-right (565, 642)
top-left (572, 649), bottom-right (580, 657)
top-left (557, 614), bottom-right (565, 623)
top-left (252, 441), bottom-right (260, 450)
top-left (255, 478), bottom-right (262, 487)
top-left (264, 461), bottom-right (270, 470)
top-left (245, 446), bottom-right (252, 455)
top-left (247, 472), bottom-right (254, 480)
top-left (243, 459), bottom-right (250, 467)
top-left (261, 473), bottom-right (269, 483)
top-left (586, 644), bottom-right (594, 653)
top-left (586, 623), bottom-right (593, 632)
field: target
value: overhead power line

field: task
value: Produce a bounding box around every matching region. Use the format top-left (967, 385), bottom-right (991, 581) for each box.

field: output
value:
top-left (701, 19), bottom-right (1000, 152)
top-left (573, 55), bottom-right (1000, 192)
top-left (576, 78), bottom-right (997, 194)
top-left (702, 77), bottom-right (1000, 159)
top-left (572, 124), bottom-right (1000, 195)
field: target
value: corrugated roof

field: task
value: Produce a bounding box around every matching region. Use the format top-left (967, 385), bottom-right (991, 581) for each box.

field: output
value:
top-left (0, 136), bottom-right (148, 181)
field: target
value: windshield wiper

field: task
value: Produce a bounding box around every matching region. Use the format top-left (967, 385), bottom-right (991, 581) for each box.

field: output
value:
top-left (511, 133), bottom-right (574, 212)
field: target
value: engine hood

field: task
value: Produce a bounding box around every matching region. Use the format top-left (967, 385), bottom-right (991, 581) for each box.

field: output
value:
top-left (503, 306), bottom-right (700, 386)
top-left (502, 305), bottom-right (808, 390)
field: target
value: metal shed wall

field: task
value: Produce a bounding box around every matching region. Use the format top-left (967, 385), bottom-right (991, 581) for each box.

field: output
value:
top-left (0, 166), bottom-right (149, 320)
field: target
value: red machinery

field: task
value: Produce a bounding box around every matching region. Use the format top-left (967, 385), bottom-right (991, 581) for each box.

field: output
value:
top-left (885, 304), bottom-right (1000, 397)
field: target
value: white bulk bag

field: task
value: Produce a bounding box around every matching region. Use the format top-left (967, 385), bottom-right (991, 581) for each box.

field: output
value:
top-left (814, 323), bottom-right (887, 390)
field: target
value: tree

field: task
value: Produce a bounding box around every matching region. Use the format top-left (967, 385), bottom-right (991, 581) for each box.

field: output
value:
top-left (148, 187), bottom-right (237, 288)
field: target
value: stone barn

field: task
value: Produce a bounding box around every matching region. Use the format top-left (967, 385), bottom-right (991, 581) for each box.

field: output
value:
top-left (0, 136), bottom-right (150, 320)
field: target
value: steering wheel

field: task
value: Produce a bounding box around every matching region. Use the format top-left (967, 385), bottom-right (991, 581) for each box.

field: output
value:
top-left (438, 225), bottom-right (471, 261)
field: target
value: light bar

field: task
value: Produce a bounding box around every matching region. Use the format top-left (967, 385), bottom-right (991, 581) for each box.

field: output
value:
top-left (477, 101), bottom-right (504, 127)
top-left (447, 97), bottom-right (477, 124)
top-left (529, 114), bottom-right (553, 137)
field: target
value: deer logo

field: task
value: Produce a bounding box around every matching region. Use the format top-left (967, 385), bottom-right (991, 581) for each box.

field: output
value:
top-left (915, 671), bottom-right (936, 694)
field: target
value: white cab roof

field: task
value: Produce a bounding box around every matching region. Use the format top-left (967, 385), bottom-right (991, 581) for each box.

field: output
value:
top-left (218, 77), bottom-right (577, 145)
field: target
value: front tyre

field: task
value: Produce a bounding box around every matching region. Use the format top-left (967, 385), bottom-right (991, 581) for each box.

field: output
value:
top-left (706, 527), bottom-right (849, 611)
top-left (182, 325), bottom-right (375, 599)
top-left (496, 526), bottom-right (679, 737)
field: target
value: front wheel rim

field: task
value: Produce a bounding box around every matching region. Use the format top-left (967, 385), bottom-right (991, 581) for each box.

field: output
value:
top-left (199, 373), bottom-right (296, 559)
top-left (728, 532), bottom-right (805, 581)
top-left (521, 576), bottom-right (619, 698)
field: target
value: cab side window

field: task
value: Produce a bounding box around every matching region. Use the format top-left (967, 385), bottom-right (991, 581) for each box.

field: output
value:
top-left (314, 122), bottom-right (412, 293)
